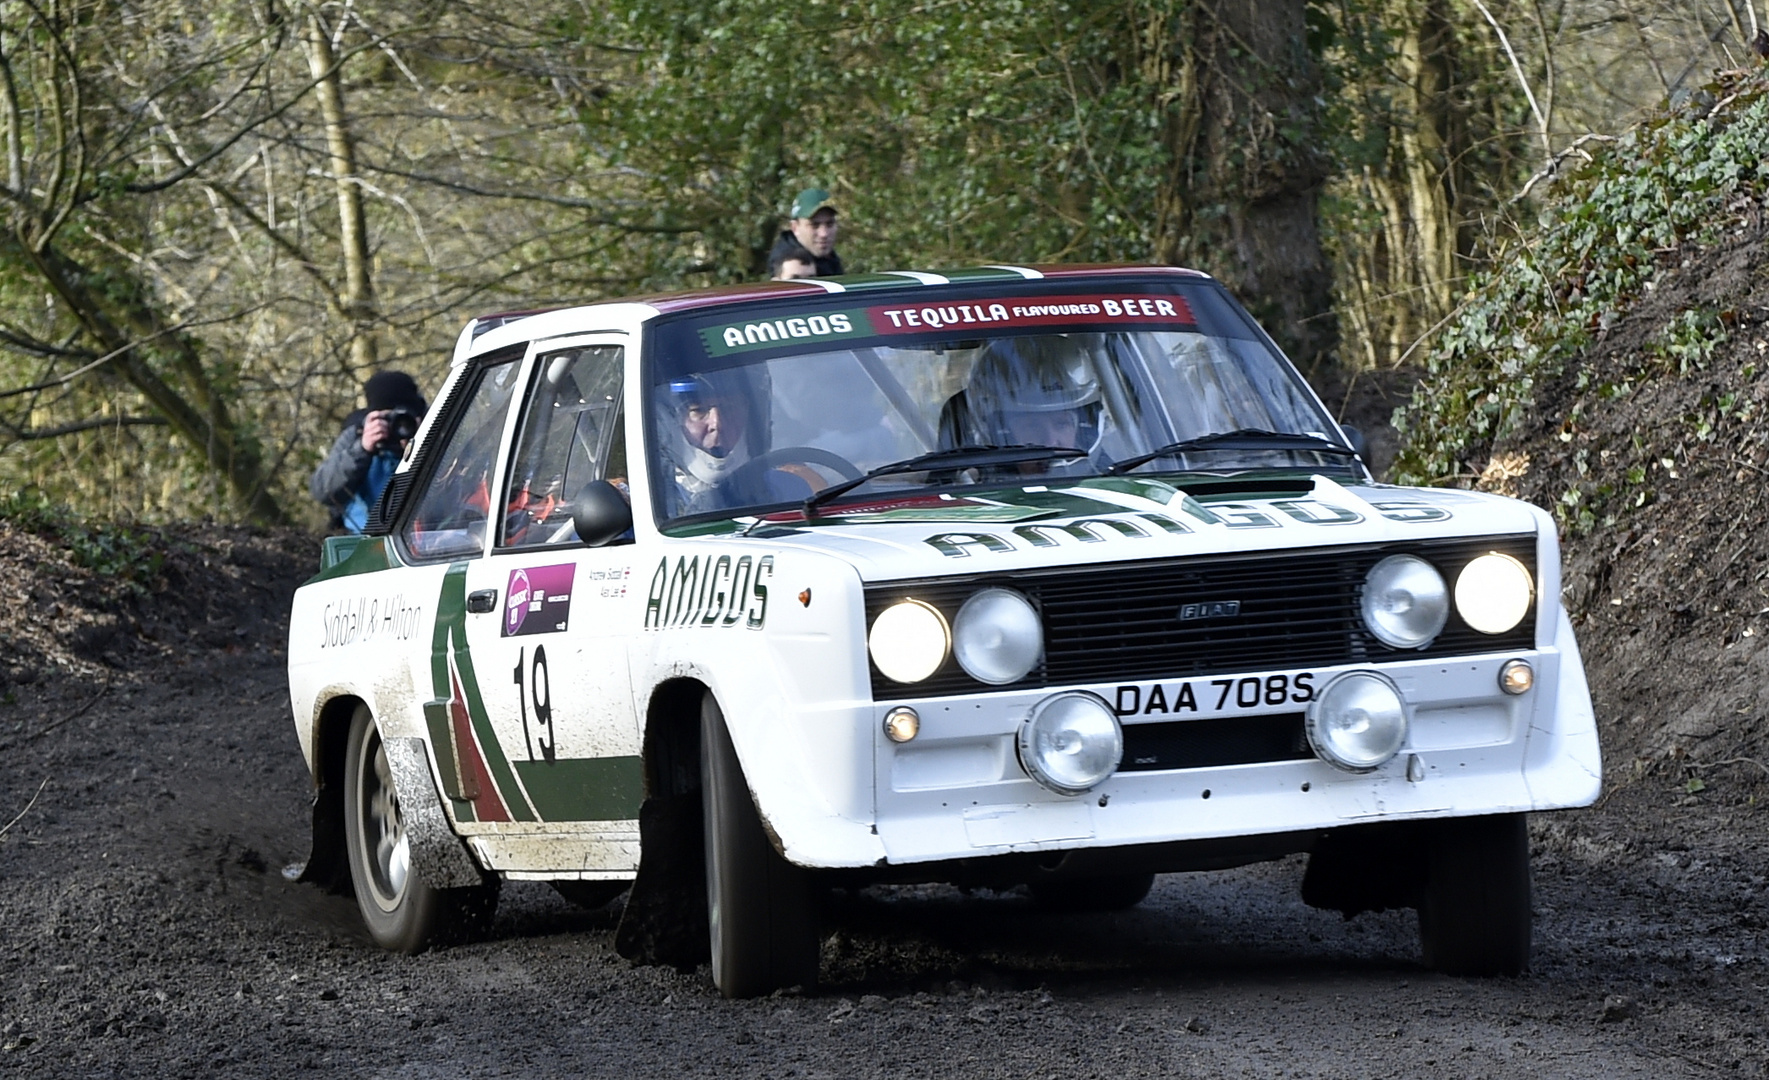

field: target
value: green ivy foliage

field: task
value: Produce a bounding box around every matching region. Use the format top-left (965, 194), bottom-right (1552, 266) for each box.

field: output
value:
top-left (571, 0), bottom-right (1185, 282)
top-left (1391, 71), bottom-right (1769, 496)
top-left (0, 490), bottom-right (167, 595)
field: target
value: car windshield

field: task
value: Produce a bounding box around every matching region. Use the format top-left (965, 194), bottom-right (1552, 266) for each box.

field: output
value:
top-left (643, 280), bottom-right (1349, 526)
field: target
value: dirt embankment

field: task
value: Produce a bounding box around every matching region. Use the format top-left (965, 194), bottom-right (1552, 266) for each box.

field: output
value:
top-left (0, 519), bottom-right (309, 697)
top-left (1470, 212), bottom-right (1769, 798)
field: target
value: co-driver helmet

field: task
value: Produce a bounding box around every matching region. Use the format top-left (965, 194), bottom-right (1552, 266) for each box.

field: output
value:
top-left (958, 336), bottom-right (1102, 450)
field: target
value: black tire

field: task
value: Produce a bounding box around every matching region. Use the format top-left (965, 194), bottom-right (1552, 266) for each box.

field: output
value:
top-left (700, 692), bottom-right (820, 998)
top-left (343, 707), bottom-right (498, 953)
top-left (1027, 871), bottom-right (1156, 913)
top-left (1418, 813), bottom-right (1532, 976)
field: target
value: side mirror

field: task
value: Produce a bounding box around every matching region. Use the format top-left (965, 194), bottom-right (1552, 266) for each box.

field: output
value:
top-left (571, 480), bottom-right (634, 547)
top-left (1341, 424), bottom-right (1370, 463)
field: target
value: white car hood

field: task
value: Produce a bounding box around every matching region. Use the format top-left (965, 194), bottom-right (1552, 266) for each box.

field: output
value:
top-left (725, 475), bottom-right (1540, 582)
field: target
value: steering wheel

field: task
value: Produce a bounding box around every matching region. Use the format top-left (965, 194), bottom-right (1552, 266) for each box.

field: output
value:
top-left (725, 446), bottom-right (864, 493)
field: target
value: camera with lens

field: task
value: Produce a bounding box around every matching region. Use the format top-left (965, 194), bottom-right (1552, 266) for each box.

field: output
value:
top-left (385, 407), bottom-right (420, 444)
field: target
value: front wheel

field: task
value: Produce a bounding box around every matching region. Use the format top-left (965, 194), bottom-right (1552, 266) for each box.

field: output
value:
top-left (344, 707), bottom-right (498, 953)
top-left (1418, 813), bottom-right (1531, 976)
top-left (701, 692), bottom-right (820, 998)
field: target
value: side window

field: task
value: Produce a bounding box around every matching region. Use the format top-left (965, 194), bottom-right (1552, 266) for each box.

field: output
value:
top-left (401, 358), bottom-right (524, 560)
top-left (501, 345), bottom-right (626, 548)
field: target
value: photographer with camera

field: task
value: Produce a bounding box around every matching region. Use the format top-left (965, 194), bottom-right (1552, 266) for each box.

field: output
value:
top-left (310, 370), bottom-right (428, 534)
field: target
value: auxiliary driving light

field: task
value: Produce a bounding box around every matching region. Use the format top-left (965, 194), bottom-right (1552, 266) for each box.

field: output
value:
top-left (883, 706), bottom-right (921, 743)
top-left (1306, 671), bottom-right (1409, 772)
top-left (868, 600), bottom-right (951, 683)
top-left (1499, 659), bottom-right (1534, 695)
top-left (1455, 553), bottom-right (1534, 635)
top-left (1361, 554), bottom-right (1449, 649)
top-left (953, 587), bottom-right (1043, 685)
top-left (1017, 692), bottom-right (1123, 796)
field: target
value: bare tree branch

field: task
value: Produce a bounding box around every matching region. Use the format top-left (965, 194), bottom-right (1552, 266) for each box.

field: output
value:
top-left (121, 28), bottom-right (391, 196)
top-left (1618, 0), bottom-right (1674, 94)
top-left (355, 160), bottom-right (706, 228)
top-left (1469, 0), bottom-right (1553, 159)
top-left (1669, 20), bottom-right (1732, 98)
top-left (0, 22), bottom-right (24, 192)
top-left (3, 415), bottom-right (168, 439)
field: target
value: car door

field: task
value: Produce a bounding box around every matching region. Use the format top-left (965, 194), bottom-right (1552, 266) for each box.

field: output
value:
top-left (456, 336), bottom-right (644, 833)
top-left (395, 350), bottom-right (529, 828)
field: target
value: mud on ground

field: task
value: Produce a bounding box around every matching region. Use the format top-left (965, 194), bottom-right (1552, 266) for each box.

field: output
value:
top-left (0, 478), bottom-right (1764, 1076)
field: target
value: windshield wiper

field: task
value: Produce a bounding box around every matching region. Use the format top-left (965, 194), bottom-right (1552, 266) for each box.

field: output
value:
top-left (1106, 429), bottom-right (1361, 475)
top-left (802, 444), bottom-right (1088, 517)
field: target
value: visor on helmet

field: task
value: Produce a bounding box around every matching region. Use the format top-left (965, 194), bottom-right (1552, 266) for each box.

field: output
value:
top-left (962, 337), bottom-right (1102, 449)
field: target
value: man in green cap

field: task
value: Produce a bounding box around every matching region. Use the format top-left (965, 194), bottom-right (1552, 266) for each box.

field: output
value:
top-left (768, 186), bottom-right (844, 277)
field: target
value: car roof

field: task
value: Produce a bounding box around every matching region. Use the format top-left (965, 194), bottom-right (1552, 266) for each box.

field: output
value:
top-left (454, 263), bottom-right (1214, 364)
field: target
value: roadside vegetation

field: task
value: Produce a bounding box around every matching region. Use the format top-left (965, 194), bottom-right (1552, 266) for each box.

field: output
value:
top-left (1393, 63), bottom-right (1769, 794)
top-left (1393, 66), bottom-right (1769, 523)
top-left (0, 491), bottom-right (168, 594)
top-left (0, 0), bottom-right (1747, 525)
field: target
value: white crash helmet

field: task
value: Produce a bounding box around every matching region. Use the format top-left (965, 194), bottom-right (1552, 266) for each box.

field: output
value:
top-left (958, 336), bottom-right (1102, 450)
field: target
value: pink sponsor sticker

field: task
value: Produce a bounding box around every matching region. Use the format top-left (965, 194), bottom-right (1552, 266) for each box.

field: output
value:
top-left (504, 563), bottom-right (575, 637)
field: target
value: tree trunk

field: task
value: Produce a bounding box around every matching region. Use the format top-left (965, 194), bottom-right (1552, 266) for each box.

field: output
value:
top-left (304, 13), bottom-right (379, 372)
top-left (1397, 2), bottom-right (1458, 323)
top-left (1154, 0), bottom-right (1338, 377)
top-left (1330, 0), bottom-right (1487, 371)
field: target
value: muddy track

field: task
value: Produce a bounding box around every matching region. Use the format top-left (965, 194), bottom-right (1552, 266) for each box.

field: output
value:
top-left (0, 526), bottom-right (1764, 1078)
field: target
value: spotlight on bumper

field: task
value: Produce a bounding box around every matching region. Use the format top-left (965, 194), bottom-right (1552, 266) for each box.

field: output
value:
top-left (1306, 670), bottom-right (1408, 772)
top-left (1016, 692), bottom-right (1123, 796)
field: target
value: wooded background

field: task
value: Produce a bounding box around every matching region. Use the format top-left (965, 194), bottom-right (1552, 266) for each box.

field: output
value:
top-left (0, 0), bottom-right (1754, 524)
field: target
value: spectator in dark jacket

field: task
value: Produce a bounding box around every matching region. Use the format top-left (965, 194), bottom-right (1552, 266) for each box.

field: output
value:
top-left (310, 370), bottom-right (427, 534)
top-left (766, 187), bottom-right (843, 277)
top-left (770, 240), bottom-right (819, 281)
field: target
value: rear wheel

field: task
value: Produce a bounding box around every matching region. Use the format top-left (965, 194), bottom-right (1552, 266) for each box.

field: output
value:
top-left (1418, 813), bottom-right (1531, 976)
top-left (701, 692), bottom-right (819, 998)
top-left (344, 707), bottom-right (497, 953)
top-left (1027, 871), bottom-right (1156, 913)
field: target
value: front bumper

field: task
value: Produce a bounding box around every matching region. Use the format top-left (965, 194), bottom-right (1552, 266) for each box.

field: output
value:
top-left (859, 608), bottom-right (1599, 868)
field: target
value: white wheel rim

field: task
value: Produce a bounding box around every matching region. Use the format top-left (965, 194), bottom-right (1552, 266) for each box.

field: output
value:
top-left (361, 733), bottom-right (408, 913)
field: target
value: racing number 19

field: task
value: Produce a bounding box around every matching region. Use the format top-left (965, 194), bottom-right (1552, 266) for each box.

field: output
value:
top-left (513, 645), bottom-right (555, 763)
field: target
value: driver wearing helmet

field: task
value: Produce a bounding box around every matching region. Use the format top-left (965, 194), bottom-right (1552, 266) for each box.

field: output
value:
top-left (663, 371), bottom-right (812, 514)
top-left (941, 336), bottom-right (1103, 475)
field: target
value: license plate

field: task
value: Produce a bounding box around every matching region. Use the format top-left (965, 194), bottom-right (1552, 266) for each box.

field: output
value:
top-left (1112, 672), bottom-right (1318, 718)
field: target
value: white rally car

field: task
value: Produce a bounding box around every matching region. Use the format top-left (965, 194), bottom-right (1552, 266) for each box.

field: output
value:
top-left (288, 265), bottom-right (1600, 997)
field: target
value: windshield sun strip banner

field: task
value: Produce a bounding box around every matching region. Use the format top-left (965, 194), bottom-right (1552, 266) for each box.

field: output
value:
top-left (697, 292), bottom-right (1198, 357)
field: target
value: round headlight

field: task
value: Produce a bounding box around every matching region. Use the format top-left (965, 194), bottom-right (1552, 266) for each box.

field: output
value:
top-left (1017, 692), bottom-right (1123, 796)
top-left (1306, 671), bottom-right (1408, 772)
top-left (1455, 553), bottom-right (1534, 635)
top-left (868, 600), bottom-right (950, 683)
top-left (1361, 554), bottom-right (1448, 649)
top-left (953, 588), bottom-right (1043, 685)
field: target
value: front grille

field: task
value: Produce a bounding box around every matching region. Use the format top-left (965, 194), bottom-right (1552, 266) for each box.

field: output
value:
top-left (866, 534), bottom-right (1537, 698)
top-left (1119, 713), bottom-right (1312, 771)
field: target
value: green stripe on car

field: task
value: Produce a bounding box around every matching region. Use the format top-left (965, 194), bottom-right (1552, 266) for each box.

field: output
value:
top-left (513, 757), bottom-right (644, 821)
